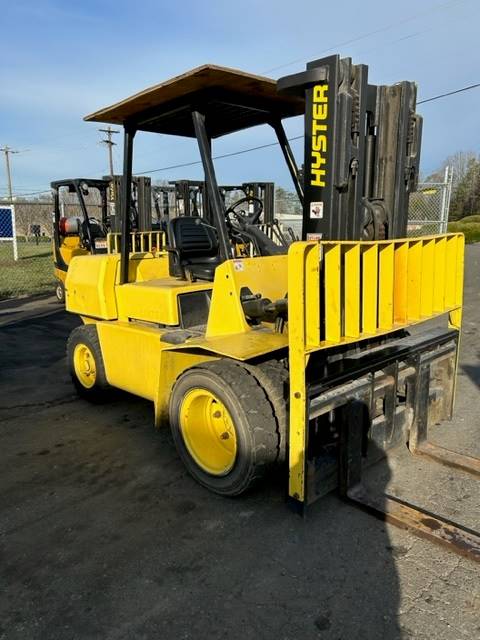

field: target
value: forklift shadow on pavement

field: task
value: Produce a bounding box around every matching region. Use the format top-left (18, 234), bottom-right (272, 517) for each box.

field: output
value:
top-left (257, 441), bottom-right (402, 639)
top-left (70, 385), bottom-right (403, 638)
top-left (462, 357), bottom-right (480, 388)
top-left (0, 298), bottom-right (414, 638)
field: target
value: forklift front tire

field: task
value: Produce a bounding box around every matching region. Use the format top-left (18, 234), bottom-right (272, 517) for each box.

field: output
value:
top-left (169, 360), bottom-right (280, 496)
top-left (67, 325), bottom-right (110, 401)
top-left (55, 280), bottom-right (65, 304)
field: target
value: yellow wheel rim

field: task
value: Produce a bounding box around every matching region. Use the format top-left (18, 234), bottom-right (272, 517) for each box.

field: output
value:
top-left (73, 343), bottom-right (97, 389)
top-left (179, 389), bottom-right (237, 476)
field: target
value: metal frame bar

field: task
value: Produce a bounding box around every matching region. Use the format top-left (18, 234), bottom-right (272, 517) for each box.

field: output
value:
top-left (120, 126), bottom-right (136, 285)
top-left (51, 185), bottom-right (67, 272)
top-left (271, 120), bottom-right (304, 206)
top-left (191, 110), bottom-right (233, 260)
top-left (73, 182), bottom-right (95, 255)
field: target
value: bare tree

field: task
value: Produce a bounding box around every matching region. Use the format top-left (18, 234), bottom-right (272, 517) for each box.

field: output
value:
top-left (426, 151), bottom-right (477, 189)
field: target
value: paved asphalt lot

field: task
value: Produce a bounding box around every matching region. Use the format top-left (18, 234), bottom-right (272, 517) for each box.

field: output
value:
top-left (1, 245), bottom-right (479, 640)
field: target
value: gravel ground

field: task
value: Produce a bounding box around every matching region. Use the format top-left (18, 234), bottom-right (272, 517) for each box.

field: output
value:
top-left (0, 246), bottom-right (479, 640)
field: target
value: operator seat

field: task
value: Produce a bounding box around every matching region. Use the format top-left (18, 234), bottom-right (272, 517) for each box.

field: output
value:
top-left (167, 216), bottom-right (223, 281)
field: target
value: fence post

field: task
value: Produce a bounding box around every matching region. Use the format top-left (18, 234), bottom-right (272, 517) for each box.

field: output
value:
top-left (11, 204), bottom-right (18, 261)
top-left (440, 166), bottom-right (451, 234)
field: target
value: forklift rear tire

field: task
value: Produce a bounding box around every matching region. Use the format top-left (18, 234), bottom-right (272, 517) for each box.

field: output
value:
top-left (169, 360), bottom-right (280, 496)
top-left (55, 280), bottom-right (65, 304)
top-left (67, 325), bottom-right (110, 401)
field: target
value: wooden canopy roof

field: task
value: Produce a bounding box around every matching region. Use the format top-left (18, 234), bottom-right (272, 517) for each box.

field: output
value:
top-left (84, 65), bottom-right (305, 138)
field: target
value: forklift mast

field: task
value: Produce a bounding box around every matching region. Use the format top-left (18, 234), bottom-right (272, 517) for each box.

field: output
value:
top-left (106, 174), bottom-right (152, 232)
top-left (278, 55), bottom-right (422, 241)
top-left (173, 180), bottom-right (208, 219)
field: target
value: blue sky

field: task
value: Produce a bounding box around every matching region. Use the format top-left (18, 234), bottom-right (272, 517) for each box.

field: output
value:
top-left (1, 0), bottom-right (479, 197)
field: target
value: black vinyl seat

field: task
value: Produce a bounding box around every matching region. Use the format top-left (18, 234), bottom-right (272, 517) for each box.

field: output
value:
top-left (167, 216), bottom-right (223, 281)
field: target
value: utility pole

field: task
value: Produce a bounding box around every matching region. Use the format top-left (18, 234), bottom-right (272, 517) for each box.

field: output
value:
top-left (0, 145), bottom-right (20, 200)
top-left (99, 126), bottom-right (119, 178)
top-left (0, 146), bottom-right (20, 261)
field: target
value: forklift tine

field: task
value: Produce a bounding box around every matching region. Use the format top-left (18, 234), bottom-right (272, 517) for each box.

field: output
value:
top-left (409, 357), bottom-right (480, 477)
top-left (347, 484), bottom-right (480, 563)
top-left (339, 400), bottom-right (480, 563)
top-left (411, 442), bottom-right (480, 478)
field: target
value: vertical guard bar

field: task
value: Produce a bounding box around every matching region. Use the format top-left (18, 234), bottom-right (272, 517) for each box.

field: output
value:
top-left (191, 111), bottom-right (232, 260)
top-left (120, 126), bottom-right (136, 285)
top-left (288, 242), bottom-right (320, 504)
top-left (271, 120), bottom-right (304, 206)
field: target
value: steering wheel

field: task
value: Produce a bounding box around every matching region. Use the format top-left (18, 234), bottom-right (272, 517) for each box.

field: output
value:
top-left (88, 216), bottom-right (105, 229)
top-left (224, 196), bottom-right (263, 227)
top-left (80, 217), bottom-right (107, 250)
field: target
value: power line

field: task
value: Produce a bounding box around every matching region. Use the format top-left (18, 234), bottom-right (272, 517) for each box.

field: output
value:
top-left (0, 188), bottom-right (51, 198)
top-left (138, 78), bottom-right (480, 176)
top-left (0, 185), bottom-right (48, 191)
top-left (139, 136), bottom-right (303, 175)
top-left (261, 0), bottom-right (468, 75)
top-left (6, 79), bottom-right (480, 191)
top-left (418, 82), bottom-right (480, 104)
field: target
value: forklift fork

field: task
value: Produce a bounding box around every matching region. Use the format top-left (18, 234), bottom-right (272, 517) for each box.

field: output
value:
top-left (339, 400), bottom-right (480, 563)
top-left (408, 356), bottom-right (480, 477)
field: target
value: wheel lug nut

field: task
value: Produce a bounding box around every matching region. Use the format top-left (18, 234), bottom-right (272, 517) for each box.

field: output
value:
top-left (213, 410), bottom-right (221, 418)
top-left (220, 432), bottom-right (230, 440)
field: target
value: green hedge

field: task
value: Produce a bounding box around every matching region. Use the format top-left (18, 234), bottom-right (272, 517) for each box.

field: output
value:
top-left (447, 221), bottom-right (480, 244)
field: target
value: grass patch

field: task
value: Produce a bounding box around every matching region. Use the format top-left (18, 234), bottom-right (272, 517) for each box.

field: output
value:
top-left (0, 241), bottom-right (55, 300)
top-left (454, 214), bottom-right (480, 224)
top-left (447, 221), bottom-right (480, 244)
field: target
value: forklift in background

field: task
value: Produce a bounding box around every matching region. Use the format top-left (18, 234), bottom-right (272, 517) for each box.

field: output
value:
top-left (153, 179), bottom-right (291, 251)
top-left (153, 180), bottom-right (275, 223)
top-left (52, 175), bottom-right (154, 302)
top-left (52, 178), bottom-right (110, 303)
top-left (152, 183), bottom-right (175, 229)
top-left (105, 174), bottom-right (152, 231)
top-left (65, 59), bottom-right (479, 561)
top-left (220, 182), bottom-right (275, 222)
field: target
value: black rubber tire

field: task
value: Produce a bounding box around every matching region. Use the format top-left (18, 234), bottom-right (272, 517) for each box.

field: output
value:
top-left (67, 324), bottom-right (111, 401)
top-left (244, 359), bottom-right (289, 462)
top-left (55, 280), bottom-right (65, 304)
top-left (169, 359), bottom-right (281, 496)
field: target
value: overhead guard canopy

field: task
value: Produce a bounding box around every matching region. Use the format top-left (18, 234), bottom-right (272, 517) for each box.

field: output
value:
top-left (84, 65), bottom-right (305, 138)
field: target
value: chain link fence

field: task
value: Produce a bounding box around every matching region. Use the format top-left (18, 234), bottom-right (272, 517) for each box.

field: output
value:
top-left (272, 171), bottom-right (454, 242)
top-left (0, 203), bottom-right (54, 300)
top-left (0, 192), bottom-right (108, 300)
top-left (407, 167), bottom-right (453, 237)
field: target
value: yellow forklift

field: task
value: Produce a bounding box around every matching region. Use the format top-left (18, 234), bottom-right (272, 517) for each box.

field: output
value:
top-left (52, 176), bottom-right (155, 302)
top-left (65, 59), bottom-right (479, 561)
top-left (52, 178), bottom-right (110, 302)
top-left (153, 178), bottom-right (293, 255)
